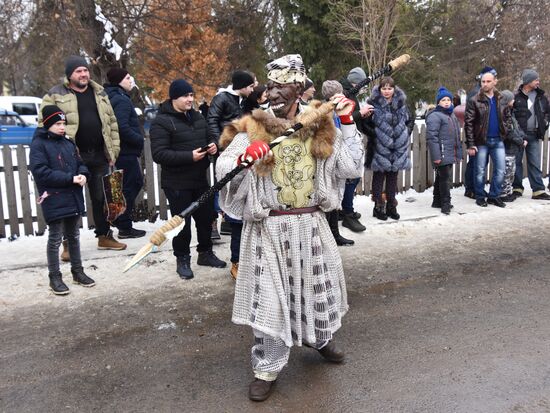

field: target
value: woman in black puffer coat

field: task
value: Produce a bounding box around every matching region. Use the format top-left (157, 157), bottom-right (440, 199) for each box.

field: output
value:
top-left (366, 77), bottom-right (414, 220)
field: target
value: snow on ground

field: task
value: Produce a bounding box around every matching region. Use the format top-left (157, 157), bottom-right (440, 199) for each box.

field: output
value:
top-left (1, 180), bottom-right (549, 315)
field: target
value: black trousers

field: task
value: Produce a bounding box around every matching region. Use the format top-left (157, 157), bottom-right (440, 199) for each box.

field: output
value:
top-left (80, 151), bottom-right (110, 236)
top-left (164, 187), bottom-right (213, 257)
top-left (114, 155), bottom-right (144, 230)
top-left (433, 164), bottom-right (453, 206)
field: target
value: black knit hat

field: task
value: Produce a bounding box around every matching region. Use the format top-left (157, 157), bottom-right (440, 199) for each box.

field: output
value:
top-left (232, 70), bottom-right (255, 90)
top-left (107, 67), bottom-right (129, 85)
top-left (65, 55), bottom-right (89, 79)
top-left (42, 105), bottom-right (66, 130)
top-left (169, 79), bottom-right (194, 100)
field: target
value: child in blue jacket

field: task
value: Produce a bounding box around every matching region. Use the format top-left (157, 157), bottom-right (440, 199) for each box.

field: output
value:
top-left (30, 105), bottom-right (94, 295)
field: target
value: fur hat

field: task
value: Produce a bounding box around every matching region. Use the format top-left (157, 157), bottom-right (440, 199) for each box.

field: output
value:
top-left (65, 55), bottom-right (88, 79)
top-left (266, 54), bottom-right (306, 86)
top-left (232, 70), bottom-right (255, 90)
top-left (107, 67), bottom-right (129, 85)
top-left (522, 69), bottom-right (539, 85)
top-left (500, 89), bottom-right (515, 106)
top-left (321, 80), bottom-right (343, 100)
top-left (347, 67), bottom-right (367, 85)
top-left (436, 86), bottom-right (453, 104)
top-left (42, 105), bottom-right (66, 130)
top-left (169, 79), bottom-right (194, 100)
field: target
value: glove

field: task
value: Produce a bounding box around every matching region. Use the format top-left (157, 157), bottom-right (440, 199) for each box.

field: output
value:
top-left (331, 93), bottom-right (356, 125)
top-left (237, 140), bottom-right (270, 167)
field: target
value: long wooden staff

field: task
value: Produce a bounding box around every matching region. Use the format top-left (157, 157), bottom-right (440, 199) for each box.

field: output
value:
top-left (123, 54), bottom-right (410, 272)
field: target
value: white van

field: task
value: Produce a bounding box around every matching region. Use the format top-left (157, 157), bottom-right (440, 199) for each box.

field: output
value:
top-left (0, 96), bottom-right (42, 125)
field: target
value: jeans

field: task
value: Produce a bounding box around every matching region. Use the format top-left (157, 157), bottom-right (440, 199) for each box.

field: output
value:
top-left (114, 155), bottom-right (144, 230)
top-left (341, 178), bottom-right (360, 214)
top-left (163, 187), bottom-right (213, 256)
top-left (47, 216), bottom-right (82, 274)
top-left (513, 132), bottom-right (545, 193)
top-left (229, 222), bottom-right (243, 263)
top-left (474, 136), bottom-right (505, 199)
top-left (80, 151), bottom-right (110, 236)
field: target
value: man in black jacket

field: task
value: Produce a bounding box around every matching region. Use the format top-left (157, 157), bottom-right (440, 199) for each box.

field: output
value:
top-left (150, 79), bottom-right (227, 279)
top-left (512, 69), bottom-right (550, 200)
top-left (105, 67), bottom-right (146, 238)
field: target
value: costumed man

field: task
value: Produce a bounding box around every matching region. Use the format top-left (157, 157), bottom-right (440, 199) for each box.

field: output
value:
top-left (216, 54), bottom-right (364, 402)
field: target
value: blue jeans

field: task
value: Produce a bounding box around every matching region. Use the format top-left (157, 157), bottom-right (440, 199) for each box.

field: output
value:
top-left (513, 132), bottom-right (545, 193)
top-left (474, 136), bottom-right (505, 199)
top-left (465, 155), bottom-right (488, 193)
top-left (341, 178), bottom-right (360, 213)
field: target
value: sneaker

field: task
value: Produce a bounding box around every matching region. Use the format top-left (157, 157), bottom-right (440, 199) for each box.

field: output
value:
top-left (230, 262), bottom-right (238, 280)
top-left (476, 198), bottom-right (488, 207)
top-left (342, 214), bottom-right (366, 232)
top-left (211, 220), bottom-right (221, 240)
top-left (60, 240), bottom-right (70, 262)
top-left (176, 255), bottom-right (194, 279)
top-left (487, 197), bottom-right (506, 208)
top-left (500, 193), bottom-right (517, 202)
top-left (220, 220), bottom-right (232, 235)
top-left (49, 272), bottom-right (69, 295)
top-left (71, 269), bottom-right (96, 287)
top-left (118, 228), bottom-right (146, 239)
top-left (197, 250), bottom-right (227, 268)
top-left (98, 230), bottom-right (127, 250)
top-left (532, 192), bottom-right (550, 200)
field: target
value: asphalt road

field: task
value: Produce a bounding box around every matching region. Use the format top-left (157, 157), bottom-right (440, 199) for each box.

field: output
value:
top-left (2, 217), bottom-right (550, 412)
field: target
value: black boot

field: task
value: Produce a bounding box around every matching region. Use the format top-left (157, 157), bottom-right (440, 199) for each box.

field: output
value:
top-left (176, 255), bottom-right (194, 279)
top-left (49, 272), bottom-right (69, 295)
top-left (249, 379), bottom-right (276, 402)
top-left (197, 250), bottom-right (227, 268)
top-left (71, 268), bottom-right (96, 287)
top-left (386, 203), bottom-right (400, 220)
top-left (327, 211), bottom-right (354, 246)
top-left (342, 213), bottom-right (366, 232)
top-left (335, 234), bottom-right (354, 246)
top-left (372, 204), bottom-right (387, 221)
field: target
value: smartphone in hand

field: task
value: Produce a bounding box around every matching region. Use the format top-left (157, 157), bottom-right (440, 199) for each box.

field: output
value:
top-left (199, 144), bottom-right (212, 153)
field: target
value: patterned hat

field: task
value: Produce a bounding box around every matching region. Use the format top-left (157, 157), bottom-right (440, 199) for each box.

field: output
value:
top-left (266, 54), bottom-right (306, 86)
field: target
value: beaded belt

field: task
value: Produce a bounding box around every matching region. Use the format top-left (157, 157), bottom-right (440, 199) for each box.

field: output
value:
top-left (268, 206), bottom-right (320, 216)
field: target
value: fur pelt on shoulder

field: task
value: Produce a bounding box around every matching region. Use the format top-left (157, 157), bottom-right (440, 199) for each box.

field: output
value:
top-left (219, 100), bottom-right (336, 174)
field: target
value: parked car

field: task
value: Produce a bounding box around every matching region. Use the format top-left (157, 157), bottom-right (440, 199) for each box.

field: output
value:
top-left (0, 109), bottom-right (37, 145)
top-left (0, 96), bottom-right (42, 125)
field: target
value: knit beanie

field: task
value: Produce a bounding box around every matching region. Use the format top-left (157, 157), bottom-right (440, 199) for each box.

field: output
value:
top-left (65, 55), bottom-right (89, 79)
top-left (232, 70), bottom-right (255, 90)
top-left (42, 105), bottom-right (66, 130)
top-left (347, 67), bottom-right (367, 85)
top-left (479, 66), bottom-right (497, 77)
top-left (500, 89), bottom-right (515, 106)
top-left (321, 80), bottom-right (343, 100)
top-left (169, 79), bottom-right (194, 100)
top-left (522, 69), bottom-right (539, 85)
top-left (107, 67), bottom-right (129, 85)
top-left (436, 86), bottom-right (453, 104)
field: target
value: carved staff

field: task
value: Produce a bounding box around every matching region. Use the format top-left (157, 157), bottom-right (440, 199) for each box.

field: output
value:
top-left (123, 54), bottom-right (411, 272)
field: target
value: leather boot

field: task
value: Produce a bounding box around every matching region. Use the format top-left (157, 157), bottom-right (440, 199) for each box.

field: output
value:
top-left (98, 230), bottom-right (127, 250)
top-left (248, 379), bottom-right (276, 402)
top-left (327, 211), bottom-right (354, 246)
top-left (372, 204), bottom-right (387, 221)
top-left (317, 341), bottom-right (345, 363)
top-left (49, 272), bottom-right (69, 295)
top-left (342, 213), bottom-right (366, 232)
top-left (230, 262), bottom-right (238, 280)
top-left (386, 203), bottom-right (400, 220)
top-left (197, 250), bottom-right (227, 268)
top-left (335, 235), bottom-right (354, 246)
top-left (176, 255), bottom-right (194, 279)
top-left (60, 240), bottom-right (70, 262)
top-left (71, 268), bottom-right (96, 287)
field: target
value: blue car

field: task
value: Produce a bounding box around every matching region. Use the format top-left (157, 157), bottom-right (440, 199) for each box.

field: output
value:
top-left (0, 109), bottom-right (37, 145)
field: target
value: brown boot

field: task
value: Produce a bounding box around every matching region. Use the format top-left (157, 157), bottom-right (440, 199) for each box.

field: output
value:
top-left (317, 341), bottom-right (345, 363)
top-left (230, 262), bottom-right (238, 281)
top-left (60, 240), bottom-right (70, 262)
top-left (248, 379), bottom-right (276, 402)
top-left (97, 230), bottom-right (127, 250)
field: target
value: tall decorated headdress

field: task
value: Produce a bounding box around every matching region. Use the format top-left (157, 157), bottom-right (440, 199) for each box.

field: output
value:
top-left (266, 54), bottom-right (306, 86)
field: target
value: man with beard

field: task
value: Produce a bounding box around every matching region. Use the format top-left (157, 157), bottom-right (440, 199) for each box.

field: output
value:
top-left (40, 55), bottom-right (126, 253)
top-left (216, 54), bottom-right (364, 402)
